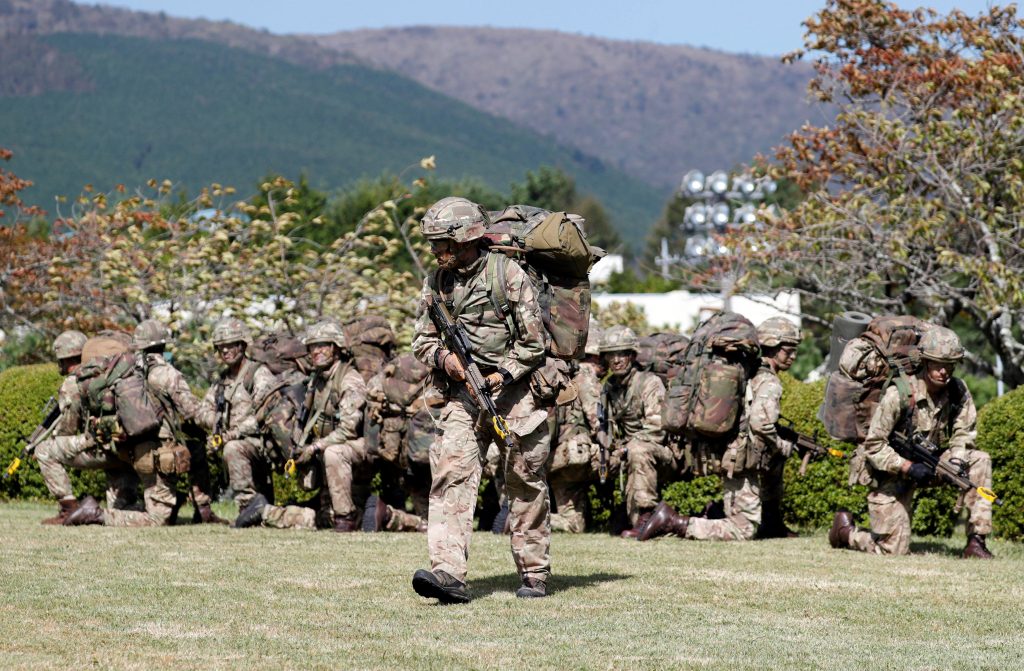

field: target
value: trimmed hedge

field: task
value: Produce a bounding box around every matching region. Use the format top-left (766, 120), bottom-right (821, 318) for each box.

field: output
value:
top-left (976, 387), bottom-right (1024, 540)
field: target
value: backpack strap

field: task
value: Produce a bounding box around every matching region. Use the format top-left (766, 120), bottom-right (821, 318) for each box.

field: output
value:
top-left (485, 251), bottom-right (522, 341)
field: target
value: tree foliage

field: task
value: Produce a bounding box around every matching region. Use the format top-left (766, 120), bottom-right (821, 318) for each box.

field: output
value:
top-left (731, 1), bottom-right (1024, 384)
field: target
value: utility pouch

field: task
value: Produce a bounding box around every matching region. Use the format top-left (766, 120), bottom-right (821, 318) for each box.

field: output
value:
top-left (155, 443), bottom-right (191, 475)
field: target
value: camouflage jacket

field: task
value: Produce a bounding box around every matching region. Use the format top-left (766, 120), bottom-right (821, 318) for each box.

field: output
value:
top-left (603, 367), bottom-right (665, 447)
top-left (54, 373), bottom-right (83, 437)
top-left (141, 353), bottom-right (204, 443)
top-left (745, 364), bottom-right (788, 462)
top-left (303, 359), bottom-right (366, 449)
top-left (412, 252), bottom-right (546, 383)
top-left (556, 361), bottom-right (602, 445)
top-left (860, 375), bottom-right (976, 478)
top-left (197, 358), bottom-right (277, 440)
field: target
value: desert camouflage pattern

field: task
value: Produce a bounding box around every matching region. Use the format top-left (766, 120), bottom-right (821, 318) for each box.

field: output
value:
top-left (132, 319), bottom-right (170, 350)
top-left (343, 316), bottom-right (397, 383)
top-left (843, 374), bottom-right (991, 554)
top-left (548, 361), bottom-right (602, 532)
top-left (197, 358), bottom-right (277, 509)
top-left (420, 197), bottom-right (489, 242)
top-left (918, 325), bottom-right (964, 363)
top-left (211, 317), bottom-right (252, 346)
top-left (53, 330), bottom-right (87, 360)
top-left (686, 473), bottom-right (762, 541)
top-left (605, 367), bottom-right (673, 522)
top-left (720, 365), bottom-right (791, 474)
top-left (262, 503), bottom-right (318, 530)
top-left (756, 317), bottom-right (801, 347)
top-left (637, 332), bottom-right (690, 384)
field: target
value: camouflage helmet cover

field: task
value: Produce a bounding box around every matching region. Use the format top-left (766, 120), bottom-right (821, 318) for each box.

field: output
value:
top-left (600, 325), bottom-right (639, 353)
top-left (53, 330), bottom-right (87, 359)
top-left (918, 325), bottom-right (964, 364)
top-left (133, 319), bottom-right (171, 350)
top-left (303, 320), bottom-right (347, 349)
top-left (420, 196), bottom-right (489, 242)
top-left (585, 322), bottom-right (603, 357)
top-left (212, 317), bottom-right (253, 346)
top-left (757, 317), bottom-right (802, 348)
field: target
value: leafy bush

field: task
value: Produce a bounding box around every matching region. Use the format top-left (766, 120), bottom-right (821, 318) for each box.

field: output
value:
top-left (0, 364), bottom-right (106, 501)
top-left (976, 387), bottom-right (1024, 540)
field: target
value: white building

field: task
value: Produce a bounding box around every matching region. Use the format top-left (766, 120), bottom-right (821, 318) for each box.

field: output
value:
top-left (591, 289), bottom-right (800, 334)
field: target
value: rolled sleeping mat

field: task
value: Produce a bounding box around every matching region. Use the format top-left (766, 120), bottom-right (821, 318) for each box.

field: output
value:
top-left (825, 311), bottom-right (872, 374)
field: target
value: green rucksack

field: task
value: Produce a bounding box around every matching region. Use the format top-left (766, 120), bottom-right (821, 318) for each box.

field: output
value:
top-left (484, 205), bottom-right (604, 360)
top-left (77, 347), bottom-right (164, 439)
top-left (662, 312), bottom-right (760, 439)
top-left (638, 332), bottom-right (691, 385)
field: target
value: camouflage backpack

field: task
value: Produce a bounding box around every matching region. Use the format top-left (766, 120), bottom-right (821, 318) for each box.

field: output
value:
top-left (76, 343), bottom-right (164, 439)
top-left (818, 315), bottom-right (932, 443)
top-left (342, 316), bottom-right (397, 382)
top-left (365, 353), bottom-right (436, 466)
top-left (483, 205), bottom-right (605, 360)
top-left (662, 312), bottom-right (760, 439)
top-left (248, 333), bottom-right (307, 376)
top-left (637, 332), bottom-right (691, 385)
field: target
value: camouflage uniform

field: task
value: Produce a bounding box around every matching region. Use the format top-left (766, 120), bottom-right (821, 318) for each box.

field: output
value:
top-left (412, 225), bottom-right (551, 586)
top-left (548, 360), bottom-right (601, 532)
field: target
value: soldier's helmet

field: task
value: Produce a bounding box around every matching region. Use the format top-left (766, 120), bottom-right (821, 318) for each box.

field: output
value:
top-left (212, 317), bottom-right (253, 346)
top-left (420, 197), bottom-right (489, 242)
top-left (53, 330), bottom-right (87, 359)
top-left (918, 326), bottom-right (964, 364)
top-left (585, 323), bottom-right (604, 357)
top-left (757, 317), bottom-right (802, 348)
top-left (600, 325), bottom-right (639, 354)
top-left (303, 321), bottom-right (347, 349)
top-left (133, 319), bottom-right (170, 351)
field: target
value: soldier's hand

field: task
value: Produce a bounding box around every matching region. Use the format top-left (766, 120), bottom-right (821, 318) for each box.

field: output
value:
top-left (484, 372), bottom-right (504, 394)
top-left (905, 461), bottom-right (935, 484)
top-left (293, 442), bottom-right (320, 465)
top-left (442, 351), bottom-right (466, 382)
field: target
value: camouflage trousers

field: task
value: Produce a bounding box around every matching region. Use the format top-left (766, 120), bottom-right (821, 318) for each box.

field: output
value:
top-left (222, 437), bottom-right (275, 510)
top-left (35, 434), bottom-right (139, 508)
top-left (848, 448), bottom-right (993, 555)
top-left (428, 381), bottom-right (551, 584)
top-left (102, 441), bottom-right (181, 527)
top-left (263, 503), bottom-right (318, 530)
top-left (548, 463), bottom-right (593, 533)
top-left (686, 470), bottom-right (761, 541)
top-left (623, 438), bottom-right (677, 525)
top-left (387, 506), bottom-right (426, 531)
top-left (324, 438), bottom-right (371, 517)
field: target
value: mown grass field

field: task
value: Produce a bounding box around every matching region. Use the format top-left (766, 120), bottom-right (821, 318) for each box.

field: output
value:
top-left (1, 501), bottom-right (1022, 670)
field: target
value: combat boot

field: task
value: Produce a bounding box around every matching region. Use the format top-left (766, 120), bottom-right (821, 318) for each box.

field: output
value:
top-left (415, 518), bottom-right (428, 533)
top-left (412, 568), bottom-right (471, 604)
top-left (63, 496), bottom-right (104, 526)
top-left (332, 512), bottom-right (359, 533)
top-left (194, 504), bottom-right (230, 525)
top-left (620, 510), bottom-right (653, 539)
top-left (828, 510), bottom-right (854, 549)
top-left (637, 502), bottom-right (689, 541)
top-left (962, 534), bottom-right (994, 559)
top-left (362, 495), bottom-right (392, 532)
top-left (515, 577), bottom-right (548, 599)
top-left (41, 497), bottom-right (79, 525)
top-left (232, 494), bottom-right (268, 529)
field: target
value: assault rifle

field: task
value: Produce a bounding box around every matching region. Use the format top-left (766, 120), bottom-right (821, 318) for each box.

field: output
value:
top-left (425, 294), bottom-right (516, 452)
top-left (285, 371), bottom-right (320, 478)
top-left (890, 430), bottom-right (1002, 506)
top-left (209, 383), bottom-right (229, 450)
top-left (776, 416), bottom-right (845, 476)
top-left (596, 398), bottom-right (610, 485)
top-left (5, 396), bottom-right (60, 479)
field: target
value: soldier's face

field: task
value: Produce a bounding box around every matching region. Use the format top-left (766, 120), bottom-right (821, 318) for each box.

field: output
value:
top-left (308, 342), bottom-right (337, 369)
top-left (430, 239), bottom-right (477, 270)
top-left (58, 356), bottom-right (81, 376)
top-left (215, 341), bottom-right (245, 368)
top-left (605, 350), bottom-right (635, 376)
top-left (923, 360), bottom-right (955, 390)
top-left (771, 344), bottom-right (798, 372)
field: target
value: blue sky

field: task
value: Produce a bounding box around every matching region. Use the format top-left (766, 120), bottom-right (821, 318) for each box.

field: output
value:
top-left (98, 1), bottom-right (998, 56)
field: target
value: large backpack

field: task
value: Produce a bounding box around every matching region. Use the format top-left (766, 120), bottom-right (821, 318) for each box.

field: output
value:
top-left (662, 312), bottom-right (760, 439)
top-left (342, 316), bottom-right (397, 382)
top-left (367, 353), bottom-right (436, 467)
top-left (483, 205), bottom-right (605, 360)
top-left (76, 340), bottom-right (164, 439)
top-left (248, 333), bottom-right (307, 376)
top-left (818, 315), bottom-right (932, 443)
top-left (637, 332), bottom-right (691, 386)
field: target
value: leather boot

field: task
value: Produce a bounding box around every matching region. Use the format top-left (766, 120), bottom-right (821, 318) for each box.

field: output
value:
top-left (962, 534), bottom-right (994, 559)
top-left (232, 494), bottom-right (268, 529)
top-left (332, 513), bottom-right (359, 532)
top-left (412, 568), bottom-right (470, 604)
top-left (361, 495), bottom-right (392, 532)
top-left (828, 510), bottom-right (854, 549)
top-left (638, 501), bottom-right (689, 541)
top-left (194, 504), bottom-right (230, 525)
top-left (621, 510), bottom-right (653, 539)
top-left (515, 577), bottom-right (548, 599)
top-left (63, 496), bottom-right (104, 526)
top-left (41, 498), bottom-right (79, 525)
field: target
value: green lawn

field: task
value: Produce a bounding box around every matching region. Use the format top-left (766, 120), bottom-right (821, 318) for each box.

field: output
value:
top-left (1, 502), bottom-right (1021, 670)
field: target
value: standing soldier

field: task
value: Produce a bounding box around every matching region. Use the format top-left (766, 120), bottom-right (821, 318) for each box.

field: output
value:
top-left (600, 326), bottom-right (675, 539)
top-left (548, 326), bottom-right (603, 533)
top-left (828, 326), bottom-right (994, 558)
top-left (233, 321), bottom-right (369, 532)
top-left (65, 320), bottom-right (224, 526)
top-left (410, 197), bottom-right (551, 603)
top-left (34, 330), bottom-right (139, 524)
top-left (195, 318), bottom-right (277, 516)
top-left (638, 317), bottom-right (802, 543)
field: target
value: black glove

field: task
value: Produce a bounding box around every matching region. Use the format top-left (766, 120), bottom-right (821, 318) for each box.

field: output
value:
top-left (906, 462), bottom-right (934, 484)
